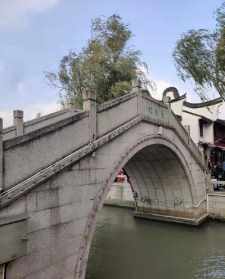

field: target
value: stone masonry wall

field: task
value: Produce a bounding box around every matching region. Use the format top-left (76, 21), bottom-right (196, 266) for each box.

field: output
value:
top-left (208, 193), bottom-right (225, 220)
top-left (0, 91), bottom-right (207, 279)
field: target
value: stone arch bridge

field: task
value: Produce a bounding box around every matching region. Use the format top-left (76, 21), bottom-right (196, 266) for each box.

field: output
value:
top-left (0, 90), bottom-right (208, 279)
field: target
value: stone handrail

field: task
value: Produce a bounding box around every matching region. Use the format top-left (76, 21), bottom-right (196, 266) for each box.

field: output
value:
top-left (2, 108), bottom-right (81, 141)
top-left (0, 91), bottom-right (205, 200)
top-left (142, 94), bottom-right (204, 168)
top-left (170, 110), bottom-right (203, 164)
top-left (0, 91), bottom-right (206, 206)
top-left (0, 115), bottom-right (141, 208)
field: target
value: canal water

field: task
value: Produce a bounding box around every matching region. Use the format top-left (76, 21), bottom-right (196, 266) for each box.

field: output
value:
top-left (86, 206), bottom-right (225, 279)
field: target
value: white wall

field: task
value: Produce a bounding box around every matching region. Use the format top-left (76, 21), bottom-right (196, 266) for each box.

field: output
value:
top-left (170, 99), bottom-right (184, 117)
top-left (184, 103), bottom-right (221, 121)
top-left (203, 123), bottom-right (214, 143)
top-left (170, 99), bottom-right (222, 145)
top-left (208, 193), bottom-right (225, 220)
top-left (181, 112), bottom-right (201, 144)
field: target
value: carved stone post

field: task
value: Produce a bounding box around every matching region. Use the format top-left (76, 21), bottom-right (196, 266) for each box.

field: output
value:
top-left (157, 126), bottom-right (163, 135)
top-left (0, 264), bottom-right (6, 279)
top-left (136, 80), bottom-right (143, 116)
top-left (13, 110), bottom-right (24, 136)
top-left (0, 118), bottom-right (3, 191)
top-left (82, 91), bottom-right (97, 142)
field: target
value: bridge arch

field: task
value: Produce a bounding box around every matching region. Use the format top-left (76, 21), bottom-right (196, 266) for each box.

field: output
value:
top-left (101, 135), bottom-right (195, 207)
top-left (0, 93), bottom-right (208, 279)
top-left (76, 135), bottom-right (205, 279)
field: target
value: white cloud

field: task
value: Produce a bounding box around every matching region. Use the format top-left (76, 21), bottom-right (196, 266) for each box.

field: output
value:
top-left (0, 102), bottom-right (59, 127)
top-left (0, 0), bottom-right (61, 29)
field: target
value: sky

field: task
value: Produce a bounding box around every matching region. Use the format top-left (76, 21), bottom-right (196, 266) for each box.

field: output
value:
top-left (0, 0), bottom-right (224, 127)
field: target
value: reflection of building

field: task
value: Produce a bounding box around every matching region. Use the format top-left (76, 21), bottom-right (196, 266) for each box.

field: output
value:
top-left (163, 87), bottom-right (225, 185)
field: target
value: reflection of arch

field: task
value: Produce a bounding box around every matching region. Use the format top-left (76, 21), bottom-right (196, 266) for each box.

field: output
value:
top-left (77, 135), bottom-right (197, 279)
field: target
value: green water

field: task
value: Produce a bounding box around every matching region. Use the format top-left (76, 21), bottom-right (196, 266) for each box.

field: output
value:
top-left (86, 206), bottom-right (225, 279)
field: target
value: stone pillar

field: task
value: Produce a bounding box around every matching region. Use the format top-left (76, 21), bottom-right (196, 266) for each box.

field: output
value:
top-left (0, 264), bottom-right (6, 279)
top-left (36, 112), bottom-right (41, 118)
top-left (0, 118), bottom-right (3, 192)
top-left (13, 110), bottom-right (24, 136)
top-left (184, 125), bottom-right (191, 144)
top-left (167, 100), bottom-right (172, 112)
top-left (157, 126), bottom-right (163, 135)
top-left (82, 91), bottom-right (97, 142)
top-left (136, 80), bottom-right (143, 116)
top-left (163, 96), bottom-right (171, 105)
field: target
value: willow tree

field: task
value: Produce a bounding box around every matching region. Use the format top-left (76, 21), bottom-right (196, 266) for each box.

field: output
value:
top-left (173, 2), bottom-right (225, 101)
top-left (47, 15), bottom-right (150, 108)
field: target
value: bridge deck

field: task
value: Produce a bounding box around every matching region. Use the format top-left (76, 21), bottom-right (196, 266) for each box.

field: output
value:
top-left (0, 91), bottom-right (204, 206)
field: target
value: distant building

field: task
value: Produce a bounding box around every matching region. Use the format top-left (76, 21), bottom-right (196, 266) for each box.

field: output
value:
top-left (163, 87), bottom-right (225, 183)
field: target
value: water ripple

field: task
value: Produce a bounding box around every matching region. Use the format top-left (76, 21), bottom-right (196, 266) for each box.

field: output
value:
top-left (194, 255), bottom-right (225, 279)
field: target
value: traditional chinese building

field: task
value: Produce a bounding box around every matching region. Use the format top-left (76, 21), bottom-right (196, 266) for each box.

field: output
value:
top-left (163, 87), bottom-right (225, 182)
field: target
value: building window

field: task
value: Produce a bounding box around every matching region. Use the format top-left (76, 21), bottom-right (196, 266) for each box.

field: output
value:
top-left (199, 120), bottom-right (204, 137)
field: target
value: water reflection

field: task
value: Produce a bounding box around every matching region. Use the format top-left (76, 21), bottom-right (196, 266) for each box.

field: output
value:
top-left (194, 256), bottom-right (225, 278)
top-left (86, 207), bottom-right (225, 279)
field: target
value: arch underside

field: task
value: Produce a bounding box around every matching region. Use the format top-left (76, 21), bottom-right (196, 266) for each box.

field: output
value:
top-left (124, 144), bottom-right (196, 219)
top-left (76, 132), bottom-right (207, 279)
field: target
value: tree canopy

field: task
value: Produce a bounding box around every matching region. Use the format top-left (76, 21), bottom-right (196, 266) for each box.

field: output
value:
top-left (47, 15), bottom-right (150, 108)
top-left (173, 2), bottom-right (225, 101)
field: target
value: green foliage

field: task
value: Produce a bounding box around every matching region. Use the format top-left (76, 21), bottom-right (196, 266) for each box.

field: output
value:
top-left (216, 2), bottom-right (225, 74)
top-left (47, 14), bottom-right (148, 108)
top-left (173, 2), bottom-right (225, 100)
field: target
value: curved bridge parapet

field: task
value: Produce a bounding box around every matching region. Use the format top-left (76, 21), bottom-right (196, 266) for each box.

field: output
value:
top-left (0, 91), bottom-right (204, 193)
top-left (0, 90), bottom-right (208, 279)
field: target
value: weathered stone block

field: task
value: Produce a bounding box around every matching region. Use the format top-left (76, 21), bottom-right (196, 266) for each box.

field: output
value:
top-left (0, 198), bottom-right (26, 219)
top-left (28, 208), bottom-right (60, 233)
top-left (36, 189), bottom-right (59, 211)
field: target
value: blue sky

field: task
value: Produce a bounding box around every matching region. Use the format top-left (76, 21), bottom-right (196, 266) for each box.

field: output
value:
top-left (0, 0), bottom-right (224, 126)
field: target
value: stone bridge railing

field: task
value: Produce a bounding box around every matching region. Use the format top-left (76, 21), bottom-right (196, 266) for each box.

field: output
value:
top-left (2, 108), bottom-right (81, 141)
top-left (0, 92), bottom-right (140, 192)
top-left (141, 94), bottom-right (204, 168)
top-left (0, 90), bottom-right (204, 199)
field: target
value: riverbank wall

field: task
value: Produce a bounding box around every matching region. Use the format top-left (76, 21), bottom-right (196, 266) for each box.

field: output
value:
top-left (105, 183), bottom-right (225, 224)
top-left (207, 193), bottom-right (225, 221)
